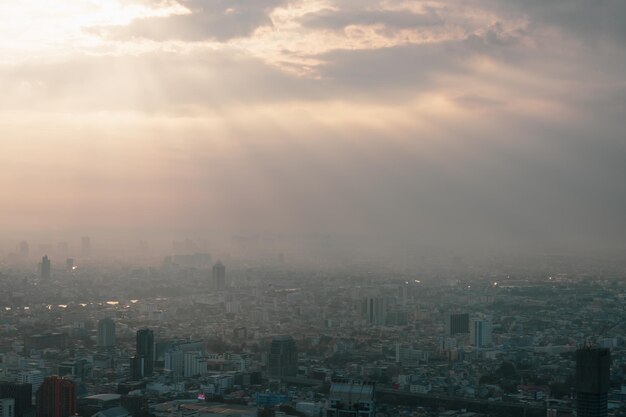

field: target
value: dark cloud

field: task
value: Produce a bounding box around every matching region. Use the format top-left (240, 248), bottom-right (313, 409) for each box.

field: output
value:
top-left (95, 0), bottom-right (286, 41)
top-left (491, 0), bottom-right (626, 45)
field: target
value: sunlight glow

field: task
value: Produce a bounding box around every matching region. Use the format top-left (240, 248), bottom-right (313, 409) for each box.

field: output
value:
top-left (0, 0), bottom-right (187, 62)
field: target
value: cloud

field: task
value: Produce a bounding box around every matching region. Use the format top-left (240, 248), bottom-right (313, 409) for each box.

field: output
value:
top-left (490, 0), bottom-right (626, 45)
top-left (95, 0), bottom-right (287, 42)
top-left (2, 0), bottom-right (626, 255)
top-left (299, 8), bottom-right (443, 31)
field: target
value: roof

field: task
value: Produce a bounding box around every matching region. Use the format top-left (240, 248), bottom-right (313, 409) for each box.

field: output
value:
top-left (92, 407), bottom-right (130, 417)
top-left (83, 394), bottom-right (121, 402)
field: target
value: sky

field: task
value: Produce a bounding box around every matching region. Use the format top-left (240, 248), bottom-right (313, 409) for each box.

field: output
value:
top-left (1, 0), bottom-right (625, 256)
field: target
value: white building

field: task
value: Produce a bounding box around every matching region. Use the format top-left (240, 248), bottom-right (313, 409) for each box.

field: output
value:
top-left (19, 370), bottom-right (44, 393)
top-left (325, 380), bottom-right (375, 417)
top-left (0, 398), bottom-right (15, 417)
top-left (164, 349), bottom-right (184, 376)
top-left (183, 352), bottom-right (207, 377)
top-left (470, 315), bottom-right (493, 348)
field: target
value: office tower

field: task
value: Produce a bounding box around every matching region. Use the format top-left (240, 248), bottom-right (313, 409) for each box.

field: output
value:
top-left (267, 336), bottom-right (297, 377)
top-left (360, 297), bottom-right (387, 326)
top-left (18, 370), bottom-right (44, 394)
top-left (65, 259), bottom-right (74, 271)
top-left (97, 318), bottom-right (116, 348)
top-left (18, 242), bottom-right (29, 260)
top-left (447, 313), bottom-right (470, 336)
top-left (81, 237), bottom-right (91, 257)
top-left (212, 261), bottom-right (226, 291)
top-left (35, 376), bottom-right (76, 417)
top-left (136, 329), bottom-right (154, 377)
top-left (398, 283), bottom-right (411, 306)
top-left (40, 256), bottom-right (51, 279)
top-left (0, 399), bottom-right (15, 417)
top-left (129, 357), bottom-right (145, 380)
top-left (0, 383), bottom-right (32, 417)
top-left (325, 379), bottom-right (375, 417)
top-left (183, 352), bottom-right (207, 377)
top-left (470, 315), bottom-right (492, 348)
top-left (164, 349), bottom-right (184, 376)
top-left (576, 348), bottom-right (610, 417)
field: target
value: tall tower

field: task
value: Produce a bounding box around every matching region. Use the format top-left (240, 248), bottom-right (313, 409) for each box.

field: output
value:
top-left (40, 256), bottom-right (51, 280)
top-left (18, 241), bottom-right (29, 260)
top-left (267, 335), bottom-right (297, 377)
top-left (97, 318), bottom-right (116, 348)
top-left (576, 348), bottom-right (610, 417)
top-left (81, 236), bottom-right (91, 258)
top-left (447, 313), bottom-right (470, 336)
top-left (212, 261), bottom-right (226, 291)
top-left (136, 329), bottom-right (154, 377)
top-left (35, 376), bottom-right (76, 417)
top-left (470, 315), bottom-right (493, 348)
top-left (360, 297), bottom-right (387, 326)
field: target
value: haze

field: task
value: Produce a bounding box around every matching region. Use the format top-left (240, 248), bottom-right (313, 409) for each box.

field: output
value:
top-left (2, 0), bottom-right (626, 259)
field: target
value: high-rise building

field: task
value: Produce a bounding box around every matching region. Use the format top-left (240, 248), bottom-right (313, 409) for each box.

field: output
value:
top-left (446, 313), bottom-right (470, 336)
top-left (81, 237), bottom-right (91, 258)
top-left (0, 383), bottom-right (33, 417)
top-left (65, 259), bottom-right (74, 271)
top-left (212, 261), bottom-right (226, 291)
top-left (136, 329), bottom-right (154, 377)
top-left (325, 379), bottom-right (375, 417)
top-left (0, 399), bottom-right (15, 417)
top-left (164, 349), bottom-right (184, 376)
top-left (267, 336), bottom-right (297, 377)
top-left (40, 256), bottom-right (51, 280)
top-left (18, 241), bottom-right (29, 260)
top-left (18, 370), bottom-right (44, 394)
top-left (576, 348), bottom-right (610, 417)
top-left (35, 376), bottom-right (76, 417)
top-left (360, 297), bottom-right (387, 326)
top-left (470, 315), bottom-right (492, 348)
top-left (183, 352), bottom-right (207, 377)
top-left (129, 357), bottom-right (145, 380)
top-left (97, 318), bottom-right (116, 348)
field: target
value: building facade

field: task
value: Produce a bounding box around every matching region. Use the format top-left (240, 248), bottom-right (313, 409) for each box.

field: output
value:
top-left (576, 348), bottom-right (610, 417)
top-left (36, 376), bottom-right (76, 417)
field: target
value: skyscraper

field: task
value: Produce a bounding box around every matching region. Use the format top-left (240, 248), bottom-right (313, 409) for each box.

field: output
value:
top-left (81, 237), bottom-right (91, 258)
top-left (267, 335), bottom-right (298, 377)
top-left (470, 315), bottom-right (492, 348)
top-left (212, 261), bottom-right (226, 291)
top-left (576, 347), bottom-right (610, 417)
top-left (97, 318), bottom-right (116, 348)
top-left (136, 329), bottom-right (154, 377)
top-left (0, 383), bottom-right (32, 417)
top-left (40, 256), bottom-right (51, 280)
top-left (35, 376), bottom-right (76, 417)
top-left (18, 241), bottom-right (29, 260)
top-left (446, 313), bottom-right (470, 336)
top-left (129, 357), bottom-right (145, 380)
top-left (360, 297), bottom-right (387, 326)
